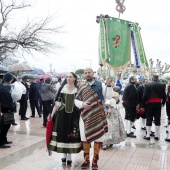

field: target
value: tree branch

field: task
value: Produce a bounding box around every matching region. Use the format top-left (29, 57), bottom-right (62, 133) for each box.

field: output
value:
top-left (0, 0), bottom-right (63, 57)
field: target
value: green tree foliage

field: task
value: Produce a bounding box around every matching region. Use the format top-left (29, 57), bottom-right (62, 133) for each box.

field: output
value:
top-left (75, 69), bottom-right (84, 77)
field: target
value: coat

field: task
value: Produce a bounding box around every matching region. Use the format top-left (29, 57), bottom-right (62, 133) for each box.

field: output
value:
top-left (29, 82), bottom-right (40, 101)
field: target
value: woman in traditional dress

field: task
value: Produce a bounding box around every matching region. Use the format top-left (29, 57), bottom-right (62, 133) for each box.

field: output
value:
top-left (103, 86), bottom-right (126, 150)
top-left (48, 72), bottom-right (81, 164)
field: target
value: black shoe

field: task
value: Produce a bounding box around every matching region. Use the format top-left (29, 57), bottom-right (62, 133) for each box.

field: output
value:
top-left (102, 145), bottom-right (107, 150)
top-left (154, 137), bottom-right (159, 140)
top-left (67, 160), bottom-right (72, 165)
top-left (61, 158), bottom-right (66, 163)
top-left (0, 144), bottom-right (11, 148)
top-left (150, 131), bottom-right (155, 137)
top-left (21, 117), bottom-right (28, 120)
top-left (31, 116), bottom-right (35, 118)
top-left (132, 125), bottom-right (136, 129)
top-left (12, 122), bottom-right (17, 126)
top-left (165, 125), bottom-right (168, 128)
top-left (166, 130), bottom-right (169, 133)
top-left (4, 141), bottom-right (12, 144)
top-left (25, 117), bottom-right (29, 120)
top-left (141, 127), bottom-right (146, 130)
top-left (126, 132), bottom-right (134, 135)
top-left (143, 136), bottom-right (150, 140)
top-left (38, 114), bottom-right (41, 118)
top-left (165, 138), bottom-right (170, 142)
top-left (127, 133), bottom-right (136, 138)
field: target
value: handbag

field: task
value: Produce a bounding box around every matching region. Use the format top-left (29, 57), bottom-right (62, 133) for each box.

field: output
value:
top-left (3, 112), bottom-right (15, 125)
top-left (137, 108), bottom-right (145, 115)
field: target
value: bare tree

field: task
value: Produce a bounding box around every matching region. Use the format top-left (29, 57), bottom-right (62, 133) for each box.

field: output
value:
top-left (0, 0), bottom-right (63, 61)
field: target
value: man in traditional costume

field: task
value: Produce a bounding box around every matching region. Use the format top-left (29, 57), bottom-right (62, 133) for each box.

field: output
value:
top-left (75, 68), bottom-right (113, 170)
top-left (142, 75), bottom-right (166, 140)
top-left (122, 76), bottom-right (139, 138)
top-left (165, 81), bottom-right (170, 136)
top-left (165, 81), bottom-right (170, 142)
top-left (136, 78), bottom-right (148, 130)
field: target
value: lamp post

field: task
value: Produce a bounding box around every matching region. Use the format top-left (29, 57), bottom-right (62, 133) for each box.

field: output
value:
top-left (85, 59), bottom-right (91, 67)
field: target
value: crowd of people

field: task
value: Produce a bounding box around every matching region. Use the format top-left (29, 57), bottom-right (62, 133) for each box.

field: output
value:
top-left (0, 69), bottom-right (170, 170)
top-left (0, 74), bottom-right (58, 149)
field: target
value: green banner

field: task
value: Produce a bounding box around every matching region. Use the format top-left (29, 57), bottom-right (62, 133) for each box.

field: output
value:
top-left (99, 18), bottom-right (107, 61)
top-left (133, 24), bottom-right (149, 68)
top-left (99, 17), bottom-right (131, 70)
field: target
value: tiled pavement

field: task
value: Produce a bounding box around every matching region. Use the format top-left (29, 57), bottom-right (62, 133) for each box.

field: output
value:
top-left (0, 103), bottom-right (170, 170)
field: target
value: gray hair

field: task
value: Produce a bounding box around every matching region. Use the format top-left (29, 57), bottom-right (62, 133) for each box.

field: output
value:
top-left (45, 77), bottom-right (52, 84)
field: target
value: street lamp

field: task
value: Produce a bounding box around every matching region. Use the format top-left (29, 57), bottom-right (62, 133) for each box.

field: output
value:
top-left (85, 59), bottom-right (91, 67)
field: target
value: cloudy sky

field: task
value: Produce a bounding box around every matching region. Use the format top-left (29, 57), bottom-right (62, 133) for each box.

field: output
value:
top-left (16, 0), bottom-right (170, 73)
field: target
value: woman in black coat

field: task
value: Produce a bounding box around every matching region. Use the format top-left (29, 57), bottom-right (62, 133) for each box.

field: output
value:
top-left (0, 72), bottom-right (16, 148)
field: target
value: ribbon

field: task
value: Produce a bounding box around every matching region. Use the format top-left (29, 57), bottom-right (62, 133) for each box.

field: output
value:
top-left (131, 30), bottom-right (140, 68)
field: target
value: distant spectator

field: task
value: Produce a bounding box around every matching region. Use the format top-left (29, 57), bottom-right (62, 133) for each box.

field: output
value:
top-left (29, 78), bottom-right (41, 118)
top-left (162, 80), bottom-right (166, 90)
top-left (77, 78), bottom-right (82, 88)
top-left (38, 79), bottom-right (44, 114)
top-left (116, 80), bottom-right (122, 95)
top-left (56, 77), bottom-right (62, 93)
top-left (19, 77), bottom-right (29, 120)
top-left (40, 77), bottom-right (56, 127)
top-left (111, 79), bottom-right (115, 88)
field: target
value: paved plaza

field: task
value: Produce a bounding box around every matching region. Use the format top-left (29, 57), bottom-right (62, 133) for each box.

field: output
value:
top-left (0, 103), bottom-right (170, 170)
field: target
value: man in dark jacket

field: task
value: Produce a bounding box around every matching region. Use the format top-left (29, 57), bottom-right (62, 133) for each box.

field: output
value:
top-left (0, 72), bottom-right (16, 148)
top-left (164, 81), bottom-right (170, 142)
top-left (19, 77), bottom-right (29, 120)
top-left (136, 78), bottom-right (148, 130)
top-left (166, 81), bottom-right (170, 127)
top-left (122, 76), bottom-right (139, 138)
top-left (142, 75), bottom-right (166, 140)
top-left (29, 78), bottom-right (41, 118)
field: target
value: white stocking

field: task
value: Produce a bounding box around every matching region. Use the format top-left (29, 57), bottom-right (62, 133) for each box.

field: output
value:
top-left (146, 126), bottom-right (151, 137)
top-left (67, 154), bottom-right (72, 161)
top-left (127, 120), bottom-right (132, 134)
top-left (167, 125), bottom-right (170, 139)
top-left (125, 119), bottom-right (128, 131)
top-left (141, 118), bottom-right (146, 128)
top-left (155, 126), bottom-right (160, 138)
top-left (62, 153), bottom-right (67, 158)
top-left (131, 120), bottom-right (135, 127)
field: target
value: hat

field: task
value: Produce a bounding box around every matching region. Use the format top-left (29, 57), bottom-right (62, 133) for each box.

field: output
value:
top-left (2, 72), bottom-right (16, 83)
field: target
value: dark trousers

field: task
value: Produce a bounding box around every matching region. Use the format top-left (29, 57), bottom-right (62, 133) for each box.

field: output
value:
top-left (42, 100), bottom-right (53, 126)
top-left (123, 102), bottom-right (136, 122)
top-left (0, 118), bottom-right (11, 145)
top-left (166, 101), bottom-right (170, 124)
top-left (39, 97), bottom-right (43, 113)
top-left (145, 102), bottom-right (162, 126)
top-left (30, 100), bottom-right (40, 116)
top-left (19, 100), bottom-right (27, 118)
top-left (136, 113), bottom-right (146, 119)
